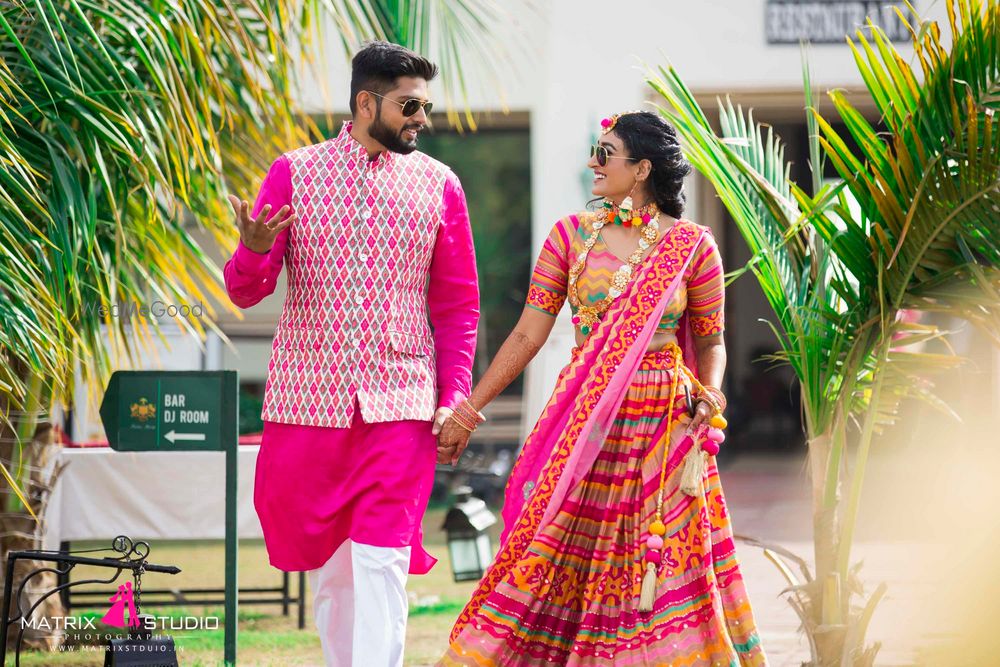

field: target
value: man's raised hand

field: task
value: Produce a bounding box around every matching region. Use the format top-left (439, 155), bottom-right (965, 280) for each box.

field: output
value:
top-left (228, 195), bottom-right (295, 254)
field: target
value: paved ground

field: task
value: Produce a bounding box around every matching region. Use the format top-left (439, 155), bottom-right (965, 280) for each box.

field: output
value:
top-left (715, 453), bottom-right (812, 666)
top-left (718, 450), bottom-right (965, 667)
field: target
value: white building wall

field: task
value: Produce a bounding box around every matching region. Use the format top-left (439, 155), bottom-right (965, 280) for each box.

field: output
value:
top-left (518, 1), bottom-right (949, 428)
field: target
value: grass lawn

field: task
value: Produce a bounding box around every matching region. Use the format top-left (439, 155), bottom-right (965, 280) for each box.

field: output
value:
top-left (13, 507), bottom-right (487, 666)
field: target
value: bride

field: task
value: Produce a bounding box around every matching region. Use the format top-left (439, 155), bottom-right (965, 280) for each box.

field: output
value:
top-left (435, 111), bottom-right (767, 666)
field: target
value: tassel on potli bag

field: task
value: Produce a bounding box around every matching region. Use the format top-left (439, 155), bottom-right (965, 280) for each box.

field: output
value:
top-left (639, 562), bottom-right (658, 612)
top-left (683, 424), bottom-right (726, 498)
top-left (680, 447), bottom-right (706, 497)
top-left (680, 376), bottom-right (727, 498)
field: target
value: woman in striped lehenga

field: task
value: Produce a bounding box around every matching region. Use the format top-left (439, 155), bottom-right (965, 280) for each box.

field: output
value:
top-left (435, 111), bottom-right (767, 666)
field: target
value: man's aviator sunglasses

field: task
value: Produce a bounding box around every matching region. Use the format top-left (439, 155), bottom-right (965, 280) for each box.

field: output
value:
top-left (590, 144), bottom-right (638, 168)
top-left (365, 90), bottom-right (433, 117)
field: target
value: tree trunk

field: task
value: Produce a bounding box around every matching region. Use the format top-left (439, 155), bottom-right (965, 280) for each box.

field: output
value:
top-left (0, 369), bottom-right (67, 654)
top-left (807, 431), bottom-right (848, 665)
top-left (807, 432), bottom-right (838, 601)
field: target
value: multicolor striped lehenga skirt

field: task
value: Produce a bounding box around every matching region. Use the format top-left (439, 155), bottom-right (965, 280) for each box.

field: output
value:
top-left (440, 347), bottom-right (767, 666)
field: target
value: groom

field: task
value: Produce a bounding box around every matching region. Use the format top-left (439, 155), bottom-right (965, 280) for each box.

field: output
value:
top-left (223, 41), bottom-right (479, 666)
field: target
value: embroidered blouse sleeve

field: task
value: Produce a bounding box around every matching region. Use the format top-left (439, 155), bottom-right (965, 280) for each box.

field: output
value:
top-left (686, 231), bottom-right (725, 337)
top-left (223, 155), bottom-right (292, 309)
top-left (525, 216), bottom-right (578, 316)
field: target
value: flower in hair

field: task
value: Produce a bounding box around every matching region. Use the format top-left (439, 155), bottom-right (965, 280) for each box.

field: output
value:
top-left (600, 110), bottom-right (644, 135)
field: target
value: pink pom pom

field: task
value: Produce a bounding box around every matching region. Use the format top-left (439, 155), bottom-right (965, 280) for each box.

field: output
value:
top-left (646, 535), bottom-right (664, 550)
top-left (644, 549), bottom-right (661, 564)
top-left (572, 316), bottom-right (581, 325)
top-left (707, 427), bottom-right (725, 444)
top-left (600, 118), bottom-right (612, 128)
top-left (702, 440), bottom-right (720, 456)
top-left (642, 213), bottom-right (651, 223)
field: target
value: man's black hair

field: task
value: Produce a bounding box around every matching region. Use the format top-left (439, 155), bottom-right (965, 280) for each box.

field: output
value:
top-left (349, 41), bottom-right (438, 115)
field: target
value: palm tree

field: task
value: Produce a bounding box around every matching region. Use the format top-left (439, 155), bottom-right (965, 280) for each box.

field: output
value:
top-left (648, 0), bottom-right (1000, 663)
top-left (0, 0), bottom-right (512, 649)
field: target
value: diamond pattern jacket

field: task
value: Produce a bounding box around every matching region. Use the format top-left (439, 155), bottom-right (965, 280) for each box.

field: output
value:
top-left (224, 123), bottom-right (479, 428)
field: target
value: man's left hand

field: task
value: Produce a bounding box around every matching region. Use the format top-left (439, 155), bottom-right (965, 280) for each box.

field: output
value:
top-left (435, 412), bottom-right (472, 465)
top-left (432, 407), bottom-right (452, 436)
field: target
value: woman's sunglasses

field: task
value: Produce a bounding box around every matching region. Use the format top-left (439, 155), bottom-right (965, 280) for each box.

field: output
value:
top-left (365, 90), bottom-right (433, 117)
top-left (590, 144), bottom-right (638, 168)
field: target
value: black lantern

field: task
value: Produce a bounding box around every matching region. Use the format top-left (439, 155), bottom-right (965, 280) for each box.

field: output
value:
top-left (441, 486), bottom-right (498, 582)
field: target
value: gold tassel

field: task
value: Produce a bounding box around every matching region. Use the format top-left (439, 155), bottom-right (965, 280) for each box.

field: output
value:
top-left (639, 562), bottom-right (657, 612)
top-left (680, 447), bottom-right (706, 496)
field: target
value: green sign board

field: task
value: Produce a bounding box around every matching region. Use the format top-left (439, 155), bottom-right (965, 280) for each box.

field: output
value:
top-left (99, 371), bottom-right (237, 452)
top-left (99, 369), bottom-right (240, 666)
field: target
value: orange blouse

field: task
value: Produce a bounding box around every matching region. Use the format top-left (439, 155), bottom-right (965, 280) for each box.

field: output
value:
top-left (526, 213), bottom-right (724, 336)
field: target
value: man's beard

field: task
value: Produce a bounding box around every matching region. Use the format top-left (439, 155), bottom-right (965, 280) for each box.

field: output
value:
top-left (368, 113), bottom-right (421, 155)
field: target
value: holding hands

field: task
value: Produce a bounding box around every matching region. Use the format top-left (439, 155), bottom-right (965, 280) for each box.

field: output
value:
top-left (433, 401), bottom-right (483, 465)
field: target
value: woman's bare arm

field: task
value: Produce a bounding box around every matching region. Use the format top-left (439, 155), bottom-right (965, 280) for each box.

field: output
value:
top-left (468, 308), bottom-right (556, 410)
top-left (437, 307), bottom-right (558, 463)
top-left (694, 334), bottom-right (726, 388)
top-left (687, 333), bottom-right (726, 432)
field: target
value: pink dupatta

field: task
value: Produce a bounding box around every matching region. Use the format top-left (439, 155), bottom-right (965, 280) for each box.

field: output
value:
top-left (450, 217), bottom-right (706, 641)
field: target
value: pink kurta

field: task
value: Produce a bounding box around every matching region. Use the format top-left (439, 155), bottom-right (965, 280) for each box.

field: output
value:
top-left (224, 124), bottom-right (479, 573)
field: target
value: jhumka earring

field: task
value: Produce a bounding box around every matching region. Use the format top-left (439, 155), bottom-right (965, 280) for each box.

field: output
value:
top-left (619, 181), bottom-right (638, 216)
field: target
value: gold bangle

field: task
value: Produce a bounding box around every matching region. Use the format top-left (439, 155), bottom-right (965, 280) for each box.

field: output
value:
top-left (695, 397), bottom-right (720, 416)
top-left (698, 385), bottom-right (726, 414)
top-left (709, 391), bottom-right (727, 413)
top-left (454, 401), bottom-right (485, 424)
top-left (695, 393), bottom-right (721, 415)
top-left (449, 412), bottom-right (477, 433)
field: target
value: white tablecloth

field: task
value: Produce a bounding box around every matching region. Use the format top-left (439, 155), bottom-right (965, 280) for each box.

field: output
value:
top-left (43, 446), bottom-right (264, 550)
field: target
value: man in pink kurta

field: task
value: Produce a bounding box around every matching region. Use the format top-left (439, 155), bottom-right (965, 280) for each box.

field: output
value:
top-left (223, 42), bottom-right (478, 666)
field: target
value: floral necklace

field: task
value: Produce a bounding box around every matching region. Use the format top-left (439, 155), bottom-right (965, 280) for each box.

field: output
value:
top-left (568, 200), bottom-right (661, 335)
top-left (601, 198), bottom-right (658, 227)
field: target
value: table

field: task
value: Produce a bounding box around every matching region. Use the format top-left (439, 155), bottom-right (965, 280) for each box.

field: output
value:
top-left (44, 446), bottom-right (306, 627)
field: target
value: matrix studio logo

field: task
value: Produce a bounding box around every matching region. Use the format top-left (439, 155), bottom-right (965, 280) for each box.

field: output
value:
top-left (130, 398), bottom-right (156, 423)
top-left (101, 581), bottom-right (139, 629)
top-left (18, 582), bottom-right (218, 654)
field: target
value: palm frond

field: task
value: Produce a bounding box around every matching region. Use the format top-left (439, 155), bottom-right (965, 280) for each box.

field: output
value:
top-left (0, 0), bottom-right (516, 508)
top-left (820, 3), bottom-right (1000, 318)
top-left (647, 65), bottom-right (866, 435)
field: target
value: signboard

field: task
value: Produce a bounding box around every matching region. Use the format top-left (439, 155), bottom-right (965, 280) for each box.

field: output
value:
top-left (99, 371), bottom-right (236, 452)
top-left (99, 370), bottom-right (239, 666)
top-left (766, 1), bottom-right (914, 44)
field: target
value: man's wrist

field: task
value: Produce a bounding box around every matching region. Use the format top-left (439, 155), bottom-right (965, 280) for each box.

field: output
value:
top-left (233, 240), bottom-right (272, 273)
top-left (242, 239), bottom-right (273, 255)
top-left (437, 387), bottom-right (467, 412)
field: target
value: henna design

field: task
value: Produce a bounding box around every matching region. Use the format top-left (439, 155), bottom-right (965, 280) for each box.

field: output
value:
top-left (470, 331), bottom-right (542, 410)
